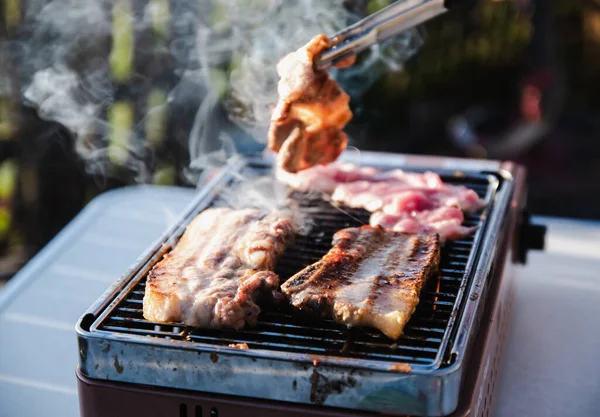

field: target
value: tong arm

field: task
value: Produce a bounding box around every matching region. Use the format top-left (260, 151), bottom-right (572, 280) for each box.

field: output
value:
top-left (316, 0), bottom-right (448, 69)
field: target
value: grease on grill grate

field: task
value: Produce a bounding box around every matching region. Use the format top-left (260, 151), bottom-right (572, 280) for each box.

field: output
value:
top-left (99, 174), bottom-right (490, 366)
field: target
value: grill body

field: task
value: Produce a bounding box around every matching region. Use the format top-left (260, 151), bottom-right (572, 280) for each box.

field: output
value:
top-left (76, 152), bottom-right (526, 416)
top-left (76, 248), bottom-right (516, 417)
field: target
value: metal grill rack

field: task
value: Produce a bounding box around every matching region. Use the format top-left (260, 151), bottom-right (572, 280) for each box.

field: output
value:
top-left (77, 154), bottom-right (512, 416)
top-left (95, 165), bottom-right (494, 369)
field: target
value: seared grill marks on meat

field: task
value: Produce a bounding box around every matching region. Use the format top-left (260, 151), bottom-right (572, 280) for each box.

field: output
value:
top-left (268, 35), bottom-right (353, 173)
top-left (281, 226), bottom-right (441, 340)
top-left (277, 162), bottom-right (486, 241)
top-left (143, 208), bottom-right (296, 330)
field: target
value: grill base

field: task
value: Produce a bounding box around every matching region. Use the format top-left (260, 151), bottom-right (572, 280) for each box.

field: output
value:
top-left (76, 250), bottom-right (515, 417)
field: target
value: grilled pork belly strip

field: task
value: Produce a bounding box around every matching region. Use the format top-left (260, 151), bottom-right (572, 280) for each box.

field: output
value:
top-left (281, 226), bottom-right (441, 340)
top-left (268, 35), bottom-right (353, 173)
top-left (143, 208), bottom-right (296, 330)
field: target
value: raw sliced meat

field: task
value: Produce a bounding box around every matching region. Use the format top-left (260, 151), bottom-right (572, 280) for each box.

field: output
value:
top-left (277, 162), bottom-right (486, 241)
top-left (276, 162), bottom-right (379, 193)
top-left (332, 181), bottom-right (486, 213)
top-left (370, 207), bottom-right (477, 241)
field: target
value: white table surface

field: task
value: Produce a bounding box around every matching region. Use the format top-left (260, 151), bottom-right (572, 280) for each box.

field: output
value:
top-left (494, 217), bottom-right (600, 417)
top-left (0, 185), bottom-right (599, 417)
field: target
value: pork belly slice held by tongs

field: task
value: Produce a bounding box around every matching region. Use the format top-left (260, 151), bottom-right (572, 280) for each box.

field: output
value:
top-left (281, 226), bottom-right (441, 340)
top-left (268, 34), bottom-right (354, 173)
top-left (143, 207), bottom-right (297, 330)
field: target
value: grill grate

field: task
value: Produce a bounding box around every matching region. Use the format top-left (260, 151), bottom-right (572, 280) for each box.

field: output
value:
top-left (97, 168), bottom-right (493, 367)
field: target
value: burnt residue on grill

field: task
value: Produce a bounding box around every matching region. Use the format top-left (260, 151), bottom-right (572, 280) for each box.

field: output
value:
top-left (210, 352), bottom-right (219, 363)
top-left (113, 355), bottom-right (124, 374)
top-left (78, 338), bottom-right (89, 366)
top-left (389, 363), bottom-right (412, 373)
top-left (309, 368), bottom-right (358, 405)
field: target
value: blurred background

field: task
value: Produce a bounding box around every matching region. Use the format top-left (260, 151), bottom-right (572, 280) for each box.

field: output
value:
top-left (0, 0), bottom-right (598, 283)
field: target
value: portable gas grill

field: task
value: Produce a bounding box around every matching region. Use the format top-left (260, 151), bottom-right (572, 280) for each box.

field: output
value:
top-left (76, 151), bottom-right (546, 417)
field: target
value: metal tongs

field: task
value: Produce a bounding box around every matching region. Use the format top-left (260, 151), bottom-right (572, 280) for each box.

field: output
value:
top-left (316, 0), bottom-right (461, 70)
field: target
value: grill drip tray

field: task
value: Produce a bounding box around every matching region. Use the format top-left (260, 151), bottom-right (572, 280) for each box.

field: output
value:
top-left (76, 152), bottom-right (517, 416)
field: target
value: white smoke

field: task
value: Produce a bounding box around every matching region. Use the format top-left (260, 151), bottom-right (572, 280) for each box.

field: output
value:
top-left (187, 0), bottom-right (424, 174)
top-left (14, 0), bottom-right (423, 183)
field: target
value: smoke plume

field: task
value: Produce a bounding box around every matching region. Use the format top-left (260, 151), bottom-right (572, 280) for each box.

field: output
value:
top-left (12, 0), bottom-right (423, 184)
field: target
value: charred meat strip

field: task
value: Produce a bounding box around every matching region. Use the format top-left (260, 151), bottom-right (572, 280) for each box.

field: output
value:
top-left (281, 226), bottom-right (441, 340)
top-left (276, 162), bottom-right (444, 194)
top-left (143, 208), bottom-right (296, 330)
top-left (276, 162), bottom-right (379, 194)
top-left (268, 35), bottom-right (353, 173)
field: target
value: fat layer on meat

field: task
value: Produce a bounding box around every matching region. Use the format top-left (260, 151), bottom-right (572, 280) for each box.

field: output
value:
top-left (281, 226), bottom-right (441, 340)
top-left (143, 208), bottom-right (296, 330)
